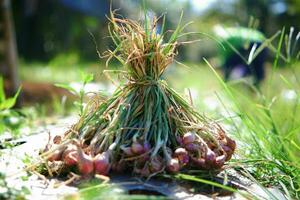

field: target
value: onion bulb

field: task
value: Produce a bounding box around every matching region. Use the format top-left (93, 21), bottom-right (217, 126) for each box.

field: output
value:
top-left (94, 152), bottom-right (110, 175)
top-left (185, 143), bottom-right (199, 152)
top-left (143, 142), bottom-right (151, 153)
top-left (149, 156), bottom-right (163, 173)
top-left (64, 151), bottom-right (78, 166)
top-left (166, 158), bottom-right (180, 173)
top-left (215, 155), bottom-right (226, 168)
top-left (131, 142), bottom-right (144, 155)
top-left (205, 148), bottom-right (216, 165)
top-left (174, 148), bottom-right (189, 165)
top-left (191, 156), bottom-right (207, 169)
top-left (183, 132), bottom-right (196, 144)
top-left (77, 147), bottom-right (94, 175)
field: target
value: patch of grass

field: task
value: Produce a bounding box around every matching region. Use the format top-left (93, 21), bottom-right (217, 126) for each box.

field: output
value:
top-left (164, 27), bottom-right (300, 198)
top-left (199, 28), bottom-right (300, 199)
top-left (0, 77), bottom-right (24, 138)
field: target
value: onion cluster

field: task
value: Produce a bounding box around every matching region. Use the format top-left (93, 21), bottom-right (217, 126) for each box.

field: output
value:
top-left (185, 131), bottom-right (235, 170)
top-left (43, 129), bottom-right (235, 177)
top-left (43, 139), bottom-right (111, 176)
top-left (45, 126), bottom-right (234, 177)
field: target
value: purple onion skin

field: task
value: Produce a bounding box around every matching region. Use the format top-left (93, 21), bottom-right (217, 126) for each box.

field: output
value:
top-left (167, 158), bottom-right (180, 173)
top-left (191, 156), bottom-right (207, 169)
top-left (174, 147), bottom-right (187, 155)
top-left (174, 148), bottom-right (189, 165)
top-left (64, 151), bottom-right (78, 166)
top-left (221, 144), bottom-right (233, 161)
top-left (185, 143), bottom-right (199, 152)
top-left (221, 144), bottom-right (231, 153)
top-left (179, 154), bottom-right (189, 165)
top-left (131, 142), bottom-right (144, 155)
top-left (176, 136), bottom-right (184, 146)
top-left (205, 149), bottom-right (216, 166)
top-left (94, 152), bottom-right (110, 175)
top-left (77, 151), bottom-right (94, 175)
top-left (143, 142), bottom-right (151, 153)
top-left (149, 157), bottom-right (163, 173)
top-left (226, 136), bottom-right (236, 151)
top-left (215, 155), bottom-right (226, 168)
top-left (183, 132), bottom-right (196, 145)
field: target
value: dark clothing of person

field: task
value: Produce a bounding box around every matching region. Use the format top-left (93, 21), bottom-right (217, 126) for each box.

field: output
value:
top-left (214, 26), bottom-right (267, 86)
top-left (223, 42), bottom-right (267, 85)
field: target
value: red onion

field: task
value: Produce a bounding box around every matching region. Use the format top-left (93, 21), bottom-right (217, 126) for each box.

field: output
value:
top-left (183, 132), bottom-right (196, 144)
top-left (226, 136), bottom-right (236, 151)
top-left (221, 144), bottom-right (231, 153)
top-left (149, 156), bottom-right (163, 173)
top-left (64, 151), bottom-right (78, 166)
top-left (185, 143), bottom-right (199, 152)
top-left (143, 142), bottom-right (151, 153)
top-left (62, 144), bottom-right (78, 166)
top-left (94, 152), bottom-right (110, 175)
top-left (77, 147), bottom-right (94, 175)
top-left (166, 158), bottom-right (180, 173)
top-left (174, 148), bottom-right (189, 165)
top-left (174, 147), bottom-right (186, 155)
top-left (191, 156), bottom-right (207, 169)
top-left (215, 155), bottom-right (226, 168)
top-left (131, 142), bottom-right (144, 155)
top-left (221, 144), bottom-right (233, 161)
top-left (205, 148), bottom-right (216, 165)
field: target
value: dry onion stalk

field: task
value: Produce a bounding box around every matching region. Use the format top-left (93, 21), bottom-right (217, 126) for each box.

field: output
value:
top-left (40, 10), bottom-right (236, 177)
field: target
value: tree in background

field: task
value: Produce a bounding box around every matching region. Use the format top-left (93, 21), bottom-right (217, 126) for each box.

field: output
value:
top-left (1, 0), bottom-right (20, 100)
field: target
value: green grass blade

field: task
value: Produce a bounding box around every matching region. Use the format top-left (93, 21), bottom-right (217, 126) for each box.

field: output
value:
top-left (160, 14), bottom-right (166, 35)
top-left (249, 30), bottom-right (281, 64)
top-left (175, 173), bottom-right (237, 193)
top-left (273, 27), bottom-right (285, 70)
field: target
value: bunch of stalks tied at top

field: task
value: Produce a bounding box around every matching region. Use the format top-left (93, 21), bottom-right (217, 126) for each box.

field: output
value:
top-left (40, 11), bottom-right (236, 177)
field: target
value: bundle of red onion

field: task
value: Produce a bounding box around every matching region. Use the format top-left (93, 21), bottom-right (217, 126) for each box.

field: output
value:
top-left (40, 11), bottom-right (236, 177)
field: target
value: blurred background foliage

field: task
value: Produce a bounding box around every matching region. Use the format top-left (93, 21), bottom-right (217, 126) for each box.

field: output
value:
top-left (11, 0), bottom-right (300, 63)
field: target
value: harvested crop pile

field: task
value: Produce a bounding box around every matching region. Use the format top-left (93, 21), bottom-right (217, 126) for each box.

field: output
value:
top-left (40, 11), bottom-right (236, 177)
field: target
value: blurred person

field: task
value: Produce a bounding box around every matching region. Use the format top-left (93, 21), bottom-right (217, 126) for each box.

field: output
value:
top-left (214, 25), bottom-right (268, 86)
